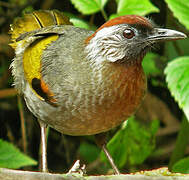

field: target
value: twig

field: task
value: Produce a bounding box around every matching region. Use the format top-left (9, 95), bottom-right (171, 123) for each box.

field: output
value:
top-left (0, 88), bottom-right (17, 98)
top-left (6, 124), bottom-right (15, 143)
top-left (89, 14), bottom-right (95, 28)
top-left (17, 95), bottom-right (27, 154)
top-left (61, 134), bottom-right (71, 165)
top-left (156, 125), bottom-right (180, 136)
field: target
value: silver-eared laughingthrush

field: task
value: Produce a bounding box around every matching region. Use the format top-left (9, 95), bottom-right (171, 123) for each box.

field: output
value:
top-left (10, 10), bottom-right (186, 173)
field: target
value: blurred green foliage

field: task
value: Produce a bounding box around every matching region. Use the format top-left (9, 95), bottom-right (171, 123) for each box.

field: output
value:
top-left (172, 157), bottom-right (189, 174)
top-left (0, 139), bottom-right (37, 169)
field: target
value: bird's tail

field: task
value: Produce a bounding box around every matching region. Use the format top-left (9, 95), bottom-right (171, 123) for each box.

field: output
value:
top-left (9, 10), bottom-right (72, 49)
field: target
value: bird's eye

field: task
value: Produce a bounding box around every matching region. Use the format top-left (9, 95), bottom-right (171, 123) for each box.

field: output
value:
top-left (123, 29), bottom-right (135, 39)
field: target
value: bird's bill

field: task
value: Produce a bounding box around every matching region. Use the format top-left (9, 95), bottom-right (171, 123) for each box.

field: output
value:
top-left (146, 28), bottom-right (187, 42)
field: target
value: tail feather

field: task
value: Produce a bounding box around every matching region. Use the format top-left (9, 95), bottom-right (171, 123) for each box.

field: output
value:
top-left (10, 10), bottom-right (72, 49)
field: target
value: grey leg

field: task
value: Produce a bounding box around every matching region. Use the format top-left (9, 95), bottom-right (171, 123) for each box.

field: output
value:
top-left (39, 121), bottom-right (48, 172)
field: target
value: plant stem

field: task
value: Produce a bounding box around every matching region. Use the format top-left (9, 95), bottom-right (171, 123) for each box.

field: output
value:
top-left (101, 8), bottom-right (108, 21)
top-left (89, 14), bottom-right (95, 28)
top-left (172, 41), bottom-right (184, 56)
top-left (18, 95), bottom-right (27, 154)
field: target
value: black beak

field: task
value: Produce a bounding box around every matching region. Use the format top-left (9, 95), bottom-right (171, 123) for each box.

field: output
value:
top-left (147, 28), bottom-right (187, 42)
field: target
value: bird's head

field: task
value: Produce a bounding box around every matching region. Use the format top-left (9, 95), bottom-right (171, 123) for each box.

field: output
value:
top-left (85, 15), bottom-right (186, 64)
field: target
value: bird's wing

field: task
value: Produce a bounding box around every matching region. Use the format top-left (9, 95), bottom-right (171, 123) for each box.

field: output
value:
top-left (10, 10), bottom-right (73, 106)
top-left (21, 26), bottom-right (75, 106)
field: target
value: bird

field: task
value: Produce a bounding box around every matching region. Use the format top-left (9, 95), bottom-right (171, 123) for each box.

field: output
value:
top-left (10, 10), bottom-right (186, 174)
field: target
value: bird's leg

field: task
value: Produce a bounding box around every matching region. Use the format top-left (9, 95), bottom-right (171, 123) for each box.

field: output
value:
top-left (38, 120), bottom-right (48, 172)
top-left (95, 133), bottom-right (120, 175)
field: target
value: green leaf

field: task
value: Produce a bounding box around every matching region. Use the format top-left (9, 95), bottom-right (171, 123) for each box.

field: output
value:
top-left (172, 157), bottom-right (189, 174)
top-left (0, 139), bottom-right (37, 169)
top-left (70, 0), bottom-right (108, 15)
top-left (100, 117), bottom-right (159, 168)
top-left (70, 17), bottom-right (96, 30)
top-left (165, 0), bottom-right (189, 30)
top-left (142, 53), bottom-right (161, 76)
top-left (64, 12), bottom-right (97, 30)
top-left (79, 142), bottom-right (100, 163)
top-left (168, 117), bottom-right (189, 171)
top-left (165, 38), bottom-right (189, 61)
top-left (100, 0), bottom-right (109, 8)
top-left (110, 0), bottom-right (159, 19)
top-left (165, 56), bottom-right (189, 120)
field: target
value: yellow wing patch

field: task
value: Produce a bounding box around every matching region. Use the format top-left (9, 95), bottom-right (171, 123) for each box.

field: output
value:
top-left (10, 10), bottom-right (72, 104)
top-left (23, 35), bottom-right (58, 100)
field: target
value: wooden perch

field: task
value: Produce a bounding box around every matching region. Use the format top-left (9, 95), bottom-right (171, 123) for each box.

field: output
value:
top-left (0, 167), bottom-right (189, 180)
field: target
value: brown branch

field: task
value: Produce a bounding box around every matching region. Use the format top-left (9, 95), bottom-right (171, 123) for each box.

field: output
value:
top-left (0, 88), bottom-right (17, 98)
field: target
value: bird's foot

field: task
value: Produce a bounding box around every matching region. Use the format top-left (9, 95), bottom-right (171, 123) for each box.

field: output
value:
top-left (67, 160), bottom-right (86, 175)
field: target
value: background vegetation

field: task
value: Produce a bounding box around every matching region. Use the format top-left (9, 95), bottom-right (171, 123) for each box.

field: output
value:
top-left (0, 0), bottom-right (189, 175)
